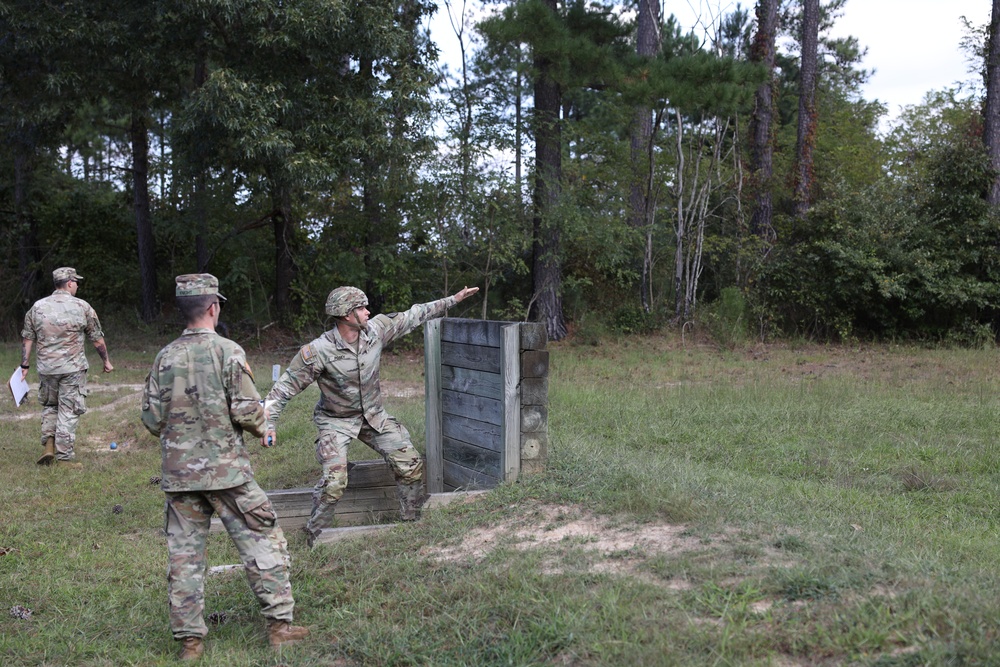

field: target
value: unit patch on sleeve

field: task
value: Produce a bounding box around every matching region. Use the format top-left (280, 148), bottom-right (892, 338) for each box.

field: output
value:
top-left (300, 344), bottom-right (316, 364)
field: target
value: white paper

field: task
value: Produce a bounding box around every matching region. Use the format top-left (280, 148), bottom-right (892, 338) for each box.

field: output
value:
top-left (8, 367), bottom-right (29, 407)
top-left (272, 364), bottom-right (280, 382)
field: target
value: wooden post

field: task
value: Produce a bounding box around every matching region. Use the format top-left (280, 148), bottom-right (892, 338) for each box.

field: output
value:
top-left (501, 324), bottom-right (521, 483)
top-left (424, 319), bottom-right (444, 493)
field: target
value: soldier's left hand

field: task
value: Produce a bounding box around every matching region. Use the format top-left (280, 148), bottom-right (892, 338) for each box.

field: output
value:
top-left (103, 361), bottom-right (114, 373)
top-left (454, 286), bottom-right (480, 302)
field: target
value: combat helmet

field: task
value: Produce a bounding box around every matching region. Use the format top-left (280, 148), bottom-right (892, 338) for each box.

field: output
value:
top-left (325, 286), bottom-right (368, 316)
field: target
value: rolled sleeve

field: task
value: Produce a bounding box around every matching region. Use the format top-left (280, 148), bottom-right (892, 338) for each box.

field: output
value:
top-left (140, 371), bottom-right (163, 437)
top-left (227, 355), bottom-right (265, 438)
top-left (265, 350), bottom-right (321, 426)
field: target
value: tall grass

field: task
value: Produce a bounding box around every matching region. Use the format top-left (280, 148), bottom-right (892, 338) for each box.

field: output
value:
top-left (2, 332), bottom-right (1000, 665)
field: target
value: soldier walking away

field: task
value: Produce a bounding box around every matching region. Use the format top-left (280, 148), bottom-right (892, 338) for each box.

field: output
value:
top-left (262, 285), bottom-right (479, 545)
top-left (21, 267), bottom-right (113, 467)
top-left (141, 274), bottom-right (309, 661)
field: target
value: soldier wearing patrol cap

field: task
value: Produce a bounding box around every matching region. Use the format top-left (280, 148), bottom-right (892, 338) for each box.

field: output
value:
top-left (141, 274), bottom-right (308, 660)
top-left (262, 284), bottom-right (479, 545)
top-left (20, 267), bottom-right (113, 466)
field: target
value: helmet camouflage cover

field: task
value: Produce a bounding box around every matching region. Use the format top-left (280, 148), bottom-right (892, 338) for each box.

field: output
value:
top-left (325, 286), bottom-right (368, 316)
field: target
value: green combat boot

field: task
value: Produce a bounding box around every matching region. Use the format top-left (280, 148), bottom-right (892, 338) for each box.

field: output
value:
top-left (267, 620), bottom-right (309, 648)
top-left (36, 437), bottom-right (55, 466)
top-left (396, 480), bottom-right (428, 521)
top-left (178, 637), bottom-right (204, 661)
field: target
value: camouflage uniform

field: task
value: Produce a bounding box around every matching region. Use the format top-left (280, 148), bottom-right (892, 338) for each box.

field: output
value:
top-left (265, 290), bottom-right (459, 535)
top-left (141, 274), bottom-right (296, 641)
top-left (21, 268), bottom-right (105, 460)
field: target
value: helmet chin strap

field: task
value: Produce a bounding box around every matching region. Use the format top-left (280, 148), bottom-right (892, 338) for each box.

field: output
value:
top-left (340, 310), bottom-right (367, 331)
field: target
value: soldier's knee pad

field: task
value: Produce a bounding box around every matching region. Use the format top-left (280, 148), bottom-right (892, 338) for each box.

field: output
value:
top-left (391, 451), bottom-right (424, 483)
top-left (320, 468), bottom-right (348, 503)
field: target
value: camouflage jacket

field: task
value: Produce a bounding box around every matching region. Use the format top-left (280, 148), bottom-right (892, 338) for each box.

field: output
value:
top-left (141, 328), bottom-right (266, 492)
top-left (265, 296), bottom-right (458, 437)
top-left (21, 291), bottom-right (104, 375)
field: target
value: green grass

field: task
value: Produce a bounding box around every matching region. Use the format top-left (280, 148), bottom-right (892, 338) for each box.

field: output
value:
top-left (3, 330), bottom-right (1000, 665)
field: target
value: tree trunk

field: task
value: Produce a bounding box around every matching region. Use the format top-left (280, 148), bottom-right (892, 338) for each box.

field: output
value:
top-left (131, 110), bottom-right (159, 323)
top-left (14, 139), bottom-right (41, 310)
top-left (193, 48), bottom-right (209, 270)
top-left (748, 0), bottom-right (778, 248)
top-left (271, 183), bottom-right (297, 321)
top-left (793, 0), bottom-right (819, 220)
top-left (627, 0), bottom-right (661, 312)
top-left (531, 0), bottom-right (567, 342)
top-left (985, 0), bottom-right (1000, 205)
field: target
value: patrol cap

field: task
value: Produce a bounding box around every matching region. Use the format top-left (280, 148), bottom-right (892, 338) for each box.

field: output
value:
top-left (175, 273), bottom-right (227, 301)
top-left (53, 267), bottom-right (83, 283)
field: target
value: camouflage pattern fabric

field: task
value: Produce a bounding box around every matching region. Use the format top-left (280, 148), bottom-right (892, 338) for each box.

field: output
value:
top-left (304, 419), bottom-right (425, 535)
top-left (165, 480), bottom-right (295, 639)
top-left (21, 291), bottom-right (104, 375)
top-left (324, 286), bottom-right (367, 316)
top-left (38, 370), bottom-right (88, 459)
top-left (143, 323), bottom-right (297, 640)
top-left (266, 296), bottom-right (454, 532)
top-left (141, 328), bottom-right (265, 491)
top-left (266, 296), bottom-right (457, 437)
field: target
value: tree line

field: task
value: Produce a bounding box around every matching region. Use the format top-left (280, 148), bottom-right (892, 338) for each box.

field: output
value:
top-left (2, 0), bottom-right (1000, 344)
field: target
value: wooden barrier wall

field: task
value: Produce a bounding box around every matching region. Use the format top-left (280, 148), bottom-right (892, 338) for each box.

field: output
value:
top-left (424, 318), bottom-right (548, 493)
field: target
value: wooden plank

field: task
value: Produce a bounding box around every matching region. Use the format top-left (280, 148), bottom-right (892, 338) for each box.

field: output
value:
top-left (424, 319), bottom-right (444, 494)
top-left (312, 524), bottom-right (396, 546)
top-left (442, 414), bottom-right (501, 452)
top-left (442, 341), bottom-right (500, 373)
top-left (442, 389), bottom-right (502, 426)
top-left (501, 324), bottom-right (521, 483)
top-left (344, 462), bottom-right (395, 486)
top-left (269, 486), bottom-right (397, 515)
top-left (521, 350), bottom-right (549, 378)
top-left (441, 319), bottom-right (504, 347)
top-left (280, 510), bottom-right (396, 532)
top-left (519, 322), bottom-right (548, 350)
top-left (520, 378), bottom-right (548, 406)
top-left (443, 460), bottom-right (500, 490)
top-left (442, 436), bottom-right (501, 476)
top-left (520, 405), bottom-right (547, 433)
top-left (441, 365), bottom-right (502, 400)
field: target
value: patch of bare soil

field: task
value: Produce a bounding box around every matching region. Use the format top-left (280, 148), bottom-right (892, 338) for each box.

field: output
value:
top-left (422, 503), bottom-right (702, 583)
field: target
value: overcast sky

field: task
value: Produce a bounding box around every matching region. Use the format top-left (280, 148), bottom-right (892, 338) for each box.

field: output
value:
top-left (827, 0), bottom-right (990, 117)
top-left (429, 0), bottom-right (993, 122)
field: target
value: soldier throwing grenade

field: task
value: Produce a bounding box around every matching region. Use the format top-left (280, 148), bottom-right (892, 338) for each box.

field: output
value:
top-left (262, 285), bottom-right (479, 544)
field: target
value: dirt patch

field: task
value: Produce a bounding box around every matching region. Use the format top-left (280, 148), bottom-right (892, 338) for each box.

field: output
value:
top-left (423, 503), bottom-right (701, 582)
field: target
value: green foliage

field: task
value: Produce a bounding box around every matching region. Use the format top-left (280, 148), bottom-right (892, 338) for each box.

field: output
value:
top-left (700, 286), bottom-right (749, 345)
top-left (758, 93), bottom-right (1000, 342)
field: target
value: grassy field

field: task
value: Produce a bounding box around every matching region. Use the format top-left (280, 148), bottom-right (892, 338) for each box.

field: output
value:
top-left (3, 324), bottom-right (1000, 666)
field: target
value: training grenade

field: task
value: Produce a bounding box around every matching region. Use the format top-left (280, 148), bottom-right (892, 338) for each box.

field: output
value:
top-left (110, 442), bottom-right (117, 450)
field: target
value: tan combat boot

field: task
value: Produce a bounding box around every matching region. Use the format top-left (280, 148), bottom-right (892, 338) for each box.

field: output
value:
top-left (178, 637), bottom-right (204, 661)
top-left (36, 437), bottom-right (55, 466)
top-left (267, 620), bottom-right (310, 648)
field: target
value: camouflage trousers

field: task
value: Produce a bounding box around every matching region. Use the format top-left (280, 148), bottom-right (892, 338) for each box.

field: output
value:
top-left (164, 480), bottom-right (295, 639)
top-left (306, 417), bottom-right (424, 534)
top-left (37, 371), bottom-right (88, 460)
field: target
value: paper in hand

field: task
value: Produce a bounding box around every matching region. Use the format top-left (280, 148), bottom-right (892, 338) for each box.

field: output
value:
top-left (8, 367), bottom-right (29, 407)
